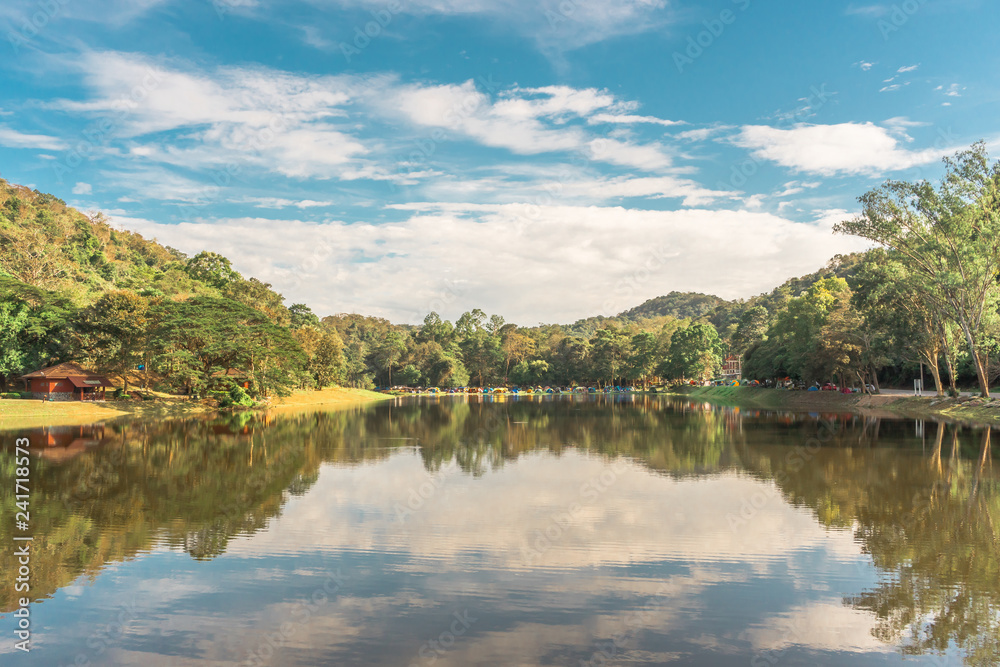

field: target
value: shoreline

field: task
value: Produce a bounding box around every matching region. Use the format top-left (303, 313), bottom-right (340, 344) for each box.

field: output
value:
top-left (669, 386), bottom-right (1000, 426)
top-left (0, 386), bottom-right (391, 431)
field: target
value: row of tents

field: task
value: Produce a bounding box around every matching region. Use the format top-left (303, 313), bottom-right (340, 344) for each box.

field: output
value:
top-left (381, 386), bottom-right (639, 395)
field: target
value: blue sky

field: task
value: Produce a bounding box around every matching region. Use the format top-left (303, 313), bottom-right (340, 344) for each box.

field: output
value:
top-left (1, 0), bottom-right (997, 324)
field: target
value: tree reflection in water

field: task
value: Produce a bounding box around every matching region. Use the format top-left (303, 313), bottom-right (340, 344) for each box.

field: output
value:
top-left (0, 395), bottom-right (996, 664)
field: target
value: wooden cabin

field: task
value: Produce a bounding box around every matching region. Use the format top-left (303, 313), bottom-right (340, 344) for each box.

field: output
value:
top-left (21, 362), bottom-right (115, 401)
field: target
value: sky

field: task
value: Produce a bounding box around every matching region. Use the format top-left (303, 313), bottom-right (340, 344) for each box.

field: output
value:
top-left (1, 0), bottom-right (998, 325)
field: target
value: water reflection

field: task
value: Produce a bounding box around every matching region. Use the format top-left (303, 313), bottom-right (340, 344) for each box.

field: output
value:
top-left (0, 395), bottom-right (996, 665)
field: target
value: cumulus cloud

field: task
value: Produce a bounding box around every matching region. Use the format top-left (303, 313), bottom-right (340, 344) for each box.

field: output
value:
top-left (732, 122), bottom-right (955, 176)
top-left (72, 182), bottom-right (93, 195)
top-left (111, 203), bottom-right (868, 324)
top-left (56, 53), bottom-right (679, 178)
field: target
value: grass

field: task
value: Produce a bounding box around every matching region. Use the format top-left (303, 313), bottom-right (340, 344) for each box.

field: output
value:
top-left (0, 396), bottom-right (214, 431)
top-left (0, 386), bottom-right (391, 431)
top-left (673, 385), bottom-right (1000, 425)
top-left (268, 386), bottom-right (392, 409)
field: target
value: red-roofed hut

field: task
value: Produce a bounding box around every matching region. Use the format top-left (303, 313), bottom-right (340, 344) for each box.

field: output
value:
top-left (21, 362), bottom-right (116, 401)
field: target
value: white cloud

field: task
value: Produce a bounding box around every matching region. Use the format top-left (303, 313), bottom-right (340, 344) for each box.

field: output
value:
top-left (0, 125), bottom-right (66, 150)
top-left (774, 180), bottom-right (820, 198)
top-left (675, 125), bottom-right (735, 142)
top-left (854, 61), bottom-right (875, 71)
top-left (588, 113), bottom-right (682, 127)
top-left (72, 182), bottom-right (93, 195)
top-left (312, 0), bottom-right (671, 52)
top-left (60, 54), bottom-right (680, 179)
top-left (379, 80), bottom-right (676, 171)
top-left (845, 5), bottom-right (887, 17)
top-left (879, 82), bottom-right (908, 93)
top-left (896, 64), bottom-right (919, 73)
top-left (111, 204), bottom-right (868, 324)
top-left (936, 83), bottom-right (963, 98)
top-left (733, 122), bottom-right (954, 176)
top-left (57, 51), bottom-right (370, 180)
top-left (238, 197), bottom-right (336, 209)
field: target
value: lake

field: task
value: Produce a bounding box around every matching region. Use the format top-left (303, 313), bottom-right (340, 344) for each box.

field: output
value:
top-left (1, 394), bottom-right (997, 666)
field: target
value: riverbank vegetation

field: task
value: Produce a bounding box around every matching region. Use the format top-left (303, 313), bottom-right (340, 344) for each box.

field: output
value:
top-left (2, 143), bottom-right (1000, 400)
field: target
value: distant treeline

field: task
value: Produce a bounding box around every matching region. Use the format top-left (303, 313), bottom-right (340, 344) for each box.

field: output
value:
top-left (2, 142), bottom-right (999, 397)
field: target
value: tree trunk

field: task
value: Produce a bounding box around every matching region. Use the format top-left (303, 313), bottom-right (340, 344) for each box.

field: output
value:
top-left (922, 351), bottom-right (944, 397)
top-left (958, 320), bottom-right (990, 397)
top-left (941, 339), bottom-right (957, 394)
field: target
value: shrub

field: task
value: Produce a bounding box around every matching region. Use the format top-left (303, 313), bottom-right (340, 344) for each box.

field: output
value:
top-left (1, 392), bottom-right (22, 399)
top-left (214, 386), bottom-right (254, 409)
top-left (228, 385), bottom-right (254, 408)
top-left (947, 387), bottom-right (961, 398)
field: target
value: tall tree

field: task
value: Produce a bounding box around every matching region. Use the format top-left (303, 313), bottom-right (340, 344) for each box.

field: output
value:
top-left (663, 322), bottom-right (725, 382)
top-left (591, 326), bottom-right (631, 386)
top-left (74, 290), bottom-right (152, 392)
top-left (375, 330), bottom-right (408, 386)
top-left (836, 143), bottom-right (1000, 397)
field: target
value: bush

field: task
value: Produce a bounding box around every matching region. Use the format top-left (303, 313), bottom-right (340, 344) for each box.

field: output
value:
top-left (216, 386), bottom-right (254, 409)
top-left (947, 387), bottom-right (961, 398)
top-left (1, 392), bottom-right (22, 399)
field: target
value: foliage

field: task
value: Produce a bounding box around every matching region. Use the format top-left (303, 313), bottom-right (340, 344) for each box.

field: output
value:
top-left (836, 142), bottom-right (1000, 396)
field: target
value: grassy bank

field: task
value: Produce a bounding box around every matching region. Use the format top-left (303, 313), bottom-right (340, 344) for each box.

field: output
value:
top-left (672, 386), bottom-right (1000, 425)
top-left (0, 396), bottom-right (214, 431)
top-left (265, 386), bottom-right (392, 412)
top-left (0, 386), bottom-right (391, 431)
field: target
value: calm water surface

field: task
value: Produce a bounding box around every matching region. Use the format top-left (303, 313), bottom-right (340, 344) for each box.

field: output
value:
top-left (1, 395), bottom-right (998, 666)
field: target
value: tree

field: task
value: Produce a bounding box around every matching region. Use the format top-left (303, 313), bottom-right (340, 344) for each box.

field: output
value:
top-left (396, 364), bottom-right (421, 386)
top-left (853, 250), bottom-right (948, 395)
top-left (591, 326), bottom-right (631, 386)
top-left (375, 330), bottom-right (407, 386)
top-left (185, 251), bottom-right (241, 288)
top-left (289, 303), bottom-right (320, 329)
top-left (74, 290), bottom-right (152, 392)
top-left (731, 305), bottom-right (768, 354)
top-left (0, 301), bottom-right (29, 391)
top-left (418, 312), bottom-right (453, 345)
top-left (835, 143), bottom-right (1000, 397)
top-left (627, 332), bottom-right (659, 388)
top-left (501, 329), bottom-right (536, 381)
top-left (461, 329), bottom-right (502, 386)
top-left (150, 297), bottom-right (303, 397)
top-left (223, 277), bottom-right (291, 327)
top-left (663, 322), bottom-right (724, 381)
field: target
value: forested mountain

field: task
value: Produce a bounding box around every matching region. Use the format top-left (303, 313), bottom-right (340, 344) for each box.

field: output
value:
top-left (621, 291), bottom-right (726, 321)
top-left (3, 142), bottom-right (999, 396)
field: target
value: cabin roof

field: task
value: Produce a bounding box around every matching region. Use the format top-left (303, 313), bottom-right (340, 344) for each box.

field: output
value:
top-left (21, 362), bottom-right (110, 380)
